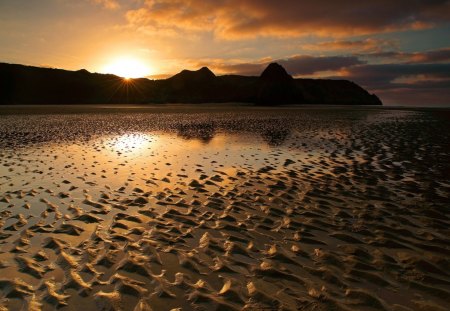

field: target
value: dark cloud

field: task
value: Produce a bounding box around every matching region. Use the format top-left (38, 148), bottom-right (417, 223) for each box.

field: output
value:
top-left (209, 55), bottom-right (363, 76)
top-left (415, 48), bottom-right (450, 63)
top-left (336, 63), bottom-right (450, 105)
top-left (279, 56), bottom-right (364, 76)
top-left (303, 38), bottom-right (398, 53)
top-left (341, 63), bottom-right (450, 89)
top-left (364, 48), bottom-right (450, 64)
top-left (127, 0), bottom-right (450, 38)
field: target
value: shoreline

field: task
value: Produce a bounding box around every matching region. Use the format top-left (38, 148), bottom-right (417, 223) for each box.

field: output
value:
top-left (1, 103), bottom-right (449, 116)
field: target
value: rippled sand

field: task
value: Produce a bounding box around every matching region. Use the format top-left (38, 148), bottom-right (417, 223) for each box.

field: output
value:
top-left (0, 105), bottom-right (449, 311)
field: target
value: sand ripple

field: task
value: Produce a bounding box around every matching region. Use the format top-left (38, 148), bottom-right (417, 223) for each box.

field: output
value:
top-left (0, 106), bottom-right (449, 310)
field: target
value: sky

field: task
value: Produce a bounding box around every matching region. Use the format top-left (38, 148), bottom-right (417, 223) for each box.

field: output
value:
top-left (0, 0), bottom-right (449, 106)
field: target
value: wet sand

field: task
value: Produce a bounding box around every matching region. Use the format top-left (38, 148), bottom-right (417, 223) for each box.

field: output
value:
top-left (0, 105), bottom-right (449, 310)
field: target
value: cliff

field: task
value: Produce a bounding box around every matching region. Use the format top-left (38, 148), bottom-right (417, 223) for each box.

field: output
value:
top-left (0, 62), bottom-right (382, 105)
top-left (257, 63), bottom-right (299, 105)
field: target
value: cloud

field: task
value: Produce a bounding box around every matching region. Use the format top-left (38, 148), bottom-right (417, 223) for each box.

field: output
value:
top-left (341, 63), bottom-right (450, 87)
top-left (193, 55), bottom-right (363, 76)
top-left (279, 55), bottom-right (364, 76)
top-left (92, 0), bottom-right (120, 10)
top-left (126, 0), bottom-right (450, 38)
top-left (363, 47), bottom-right (450, 64)
top-left (336, 63), bottom-right (450, 105)
top-left (410, 47), bottom-right (450, 63)
top-left (211, 62), bottom-right (265, 76)
top-left (351, 63), bottom-right (450, 90)
top-left (303, 38), bottom-right (398, 53)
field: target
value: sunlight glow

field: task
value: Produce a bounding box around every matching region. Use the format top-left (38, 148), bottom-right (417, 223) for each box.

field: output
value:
top-left (111, 134), bottom-right (152, 152)
top-left (103, 57), bottom-right (151, 78)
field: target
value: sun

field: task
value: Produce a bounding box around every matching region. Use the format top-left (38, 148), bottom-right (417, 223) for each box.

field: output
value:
top-left (103, 57), bottom-right (151, 79)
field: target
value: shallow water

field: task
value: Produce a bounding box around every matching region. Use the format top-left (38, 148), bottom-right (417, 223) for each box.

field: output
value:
top-left (0, 105), bottom-right (449, 310)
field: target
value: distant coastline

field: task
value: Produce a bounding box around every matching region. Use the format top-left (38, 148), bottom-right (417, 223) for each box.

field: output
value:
top-left (0, 62), bottom-right (382, 106)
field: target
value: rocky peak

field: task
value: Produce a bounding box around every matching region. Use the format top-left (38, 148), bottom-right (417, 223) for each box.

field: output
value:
top-left (198, 67), bottom-right (215, 78)
top-left (260, 63), bottom-right (292, 82)
top-left (171, 66), bottom-right (216, 82)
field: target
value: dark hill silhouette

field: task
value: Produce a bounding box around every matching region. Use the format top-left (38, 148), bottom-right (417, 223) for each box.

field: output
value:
top-left (260, 63), bottom-right (292, 82)
top-left (257, 63), bottom-right (299, 105)
top-left (170, 66), bottom-right (215, 82)
top-left (161, 67), bottom-right (218, 103)
top-left (0, 62), bottom-right (382, 105)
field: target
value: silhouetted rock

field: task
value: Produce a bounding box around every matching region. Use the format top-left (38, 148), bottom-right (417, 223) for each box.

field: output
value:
top-left (170, 67), bottom-right (215, 82)
top-left (295, 79), bottom-right (382, 105)
top-left (260, 63), bottom-right (293, 82)
top-left (0, 62), bottom-right (382, 105)
top-left (164, 67), bottom-right (217, 102)
top-left (257, 63), bottom-right (299, 105)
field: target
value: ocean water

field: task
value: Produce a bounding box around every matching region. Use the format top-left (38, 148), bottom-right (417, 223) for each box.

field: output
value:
top-left (0, 105), bottom-right (449, 310)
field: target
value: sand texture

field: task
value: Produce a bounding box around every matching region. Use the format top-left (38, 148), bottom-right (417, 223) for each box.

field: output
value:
top-left (0, 105), bottom-right (449, 310)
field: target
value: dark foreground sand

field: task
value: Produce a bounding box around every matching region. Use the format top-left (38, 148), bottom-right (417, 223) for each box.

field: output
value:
top-left (0, 105), bottom-right (449, 311)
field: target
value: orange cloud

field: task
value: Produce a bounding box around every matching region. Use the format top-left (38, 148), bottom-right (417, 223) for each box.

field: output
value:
top-left (92, 0), bottom-right (120, 10)
top-left (303, 39), bottom-right (398, 53)
top-left (126, 0), bottom-right (450, 39)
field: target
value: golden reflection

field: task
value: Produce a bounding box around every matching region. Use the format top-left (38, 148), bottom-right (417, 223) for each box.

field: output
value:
top-left (110, 133), bottom-right (153, 153)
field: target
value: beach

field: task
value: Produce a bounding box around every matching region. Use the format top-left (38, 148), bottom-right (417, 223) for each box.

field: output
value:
top-left (0, 105), bottom-right (449, 310)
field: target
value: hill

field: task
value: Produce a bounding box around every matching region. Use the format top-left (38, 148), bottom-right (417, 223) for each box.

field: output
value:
top-left (0, 62), bottom-right (382, 105)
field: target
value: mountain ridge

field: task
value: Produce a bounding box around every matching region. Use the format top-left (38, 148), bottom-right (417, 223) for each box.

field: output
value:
top-left (0, 62), bottom-right (382, 105)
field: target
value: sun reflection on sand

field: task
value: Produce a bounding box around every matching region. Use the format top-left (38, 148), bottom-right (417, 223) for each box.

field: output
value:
top-left (110, 133), bottom-right (154, 153)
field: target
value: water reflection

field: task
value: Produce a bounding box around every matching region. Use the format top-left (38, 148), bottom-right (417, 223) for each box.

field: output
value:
top-left (109, 133), bottom-right (154, 153)
top-left (176, 122), bottom-right (215, 143)
top-left (0, 111), bottom-right (298, 149)
top-left (175, 121), bottom-right (292, 146)
top-left (261, 128), bottom-right (291, 146)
